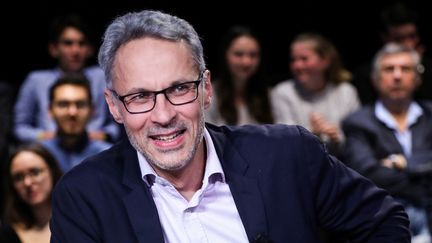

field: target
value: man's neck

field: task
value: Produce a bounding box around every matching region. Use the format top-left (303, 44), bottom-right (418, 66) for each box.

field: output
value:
top-left (58, 131), bottom-right (89, 151)
top-left (154, 140), bottom-right (207, 201)
top-left (382, 98), bottom-right (411, 132)
top-left (382, 97), bottom-right (411, 114)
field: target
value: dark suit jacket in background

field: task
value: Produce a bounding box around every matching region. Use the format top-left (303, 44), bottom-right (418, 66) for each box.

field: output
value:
top-left (342, 102), bottom-right (432, 206)
top-left (50, 124), bottom-right (410, 243)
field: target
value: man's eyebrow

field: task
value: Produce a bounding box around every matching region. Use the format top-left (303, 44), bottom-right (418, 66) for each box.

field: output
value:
top-left (123, 77), bottom-right (197, 94)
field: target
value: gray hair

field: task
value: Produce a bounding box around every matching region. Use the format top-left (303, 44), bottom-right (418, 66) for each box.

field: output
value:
top-left (371, 42), bottom-right (423, 81)
top-left (98, 10), bottom-right (206, 88)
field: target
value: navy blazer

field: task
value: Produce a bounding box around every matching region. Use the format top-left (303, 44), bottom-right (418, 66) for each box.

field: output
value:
top-left (50, 124), bottom-right (410, 242)
top-left (342, 103), bottom-right (432, 206)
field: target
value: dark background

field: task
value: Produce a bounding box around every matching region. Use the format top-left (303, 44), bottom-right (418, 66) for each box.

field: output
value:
top-left (1, 0), bottom-right (431, 90)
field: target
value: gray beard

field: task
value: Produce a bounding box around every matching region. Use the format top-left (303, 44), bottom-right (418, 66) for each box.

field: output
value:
top-left (124, 110), bottom-right (206, 172)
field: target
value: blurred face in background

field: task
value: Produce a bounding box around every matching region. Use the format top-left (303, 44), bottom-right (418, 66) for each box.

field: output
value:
top-left (49, 27), bottom-right (93, 72)
top-left (374, 52), bottom-right (419, 102)
top-left (11, 151), bottom-right (53, 207)
top-left (226, 35), bottom-right (260, 86)
top-left (290, 40), bottom-right (330, 92)
top-left (385, 23), bottom-right (420, 50)
top-left (50, 84), bottom-right (92, 136)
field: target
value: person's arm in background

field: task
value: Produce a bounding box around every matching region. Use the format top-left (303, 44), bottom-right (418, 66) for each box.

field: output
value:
top-left (14, 73), bottom-right (54, 142)
top-left (342, 118), bottom-right (427, 206)
top-left (297, 127), bottom-right (410, 242)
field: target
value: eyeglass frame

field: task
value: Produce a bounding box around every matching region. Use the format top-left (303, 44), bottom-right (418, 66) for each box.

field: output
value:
top-left (109, 71), bottom-right (205, 114)
top-left (52, 100), bottom-right (91, 110)
top-left (12, 167), bottom-right (48, 185)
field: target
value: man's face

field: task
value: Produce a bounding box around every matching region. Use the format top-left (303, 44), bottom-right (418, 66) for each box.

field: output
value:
top-left (375, 53), bottom-right (419, 101)
top-left (50, 84), bottom-right (92, 136)
top-left (106, 38), bottom-right (212, 173)
top-left (49, 27), bottom-right (92, 72)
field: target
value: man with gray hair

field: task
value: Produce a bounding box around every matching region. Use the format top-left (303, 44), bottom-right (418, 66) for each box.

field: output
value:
top-left (50, 10), bottom-right (410, 242)
top-left (343, 42), bottom-right (432, 242)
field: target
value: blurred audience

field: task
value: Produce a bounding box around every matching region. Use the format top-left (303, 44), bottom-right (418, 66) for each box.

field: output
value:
top-left (13, 14), bottom-right (120, 143)
top-left (271, 32), bottom-right (360, 157)
top-left (205, 25), bottom-right (273, 125)
top-left (352, 2), bottom-right (432, 104)
top-left (343, 43), bottom-right (432, 242)
top-left (0, 81), bottom-right (14, 219)
top-left (42, 73), bottom-right (112, 172)
top-left (0, 143), bottom-right (62, 243)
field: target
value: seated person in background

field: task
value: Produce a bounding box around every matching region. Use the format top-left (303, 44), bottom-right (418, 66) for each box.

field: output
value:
top-left (352, 2), bottom-right (432, 104)
top-left (14, 14), bottom-right (120, 143)
top-left (50, 10), bottom-right (410, 242)
top-left (42, 73), bottom-right (112, 172)
top-left (343, 43), bottom-right (432, 242)
top-left (0, 143), bottom-right (63, 243)
top-left (0, 81), bottom-right (14, 219)
top-left (205, 25), bottom-right (273, 125)
top-left (271, 32), bottom-right (360, 157)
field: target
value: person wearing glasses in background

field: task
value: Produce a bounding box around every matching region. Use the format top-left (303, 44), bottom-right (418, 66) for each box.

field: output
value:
top-left (50, 10), bottom-right (410, 242)
top-left (0, 143), bottom-right (62, 243)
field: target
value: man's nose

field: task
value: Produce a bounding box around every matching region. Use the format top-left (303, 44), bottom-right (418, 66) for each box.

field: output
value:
top-left (150, 94), bottom-right (176, 125)
top-left (392, 67), bottom-right (403, 78)
top-left (67, 104), bottom-right (79, 115)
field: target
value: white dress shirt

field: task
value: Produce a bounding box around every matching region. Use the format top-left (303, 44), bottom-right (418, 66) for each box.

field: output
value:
top-left (138, 128), bottom-right (249, 243)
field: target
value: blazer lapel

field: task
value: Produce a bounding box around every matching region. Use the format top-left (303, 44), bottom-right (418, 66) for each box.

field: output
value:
top-left (208, 126), bottom-right (269, 241)
top-left (120, 141), bottom-right (164, 243)
top-left (228, 172), bottom-right (269, 241)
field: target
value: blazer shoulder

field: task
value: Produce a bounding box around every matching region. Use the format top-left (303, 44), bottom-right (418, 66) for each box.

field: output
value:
top-left (23, 69), bottom-right (57, 82)
top-left (419, 100), bottom-right (432, 114)
top-left (58, 142), bottom-right (124, 185)
top-left (343, 106), bottom-right (374, 126)
top-left (208, 123), bottom-right (320, 151)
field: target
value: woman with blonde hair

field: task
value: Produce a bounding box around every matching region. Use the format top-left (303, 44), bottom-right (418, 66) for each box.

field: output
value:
top-left (271, 32), bottom-right (360, 157)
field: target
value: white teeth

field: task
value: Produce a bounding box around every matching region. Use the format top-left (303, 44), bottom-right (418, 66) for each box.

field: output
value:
top-left (155, 131), bottom-right (181, 141)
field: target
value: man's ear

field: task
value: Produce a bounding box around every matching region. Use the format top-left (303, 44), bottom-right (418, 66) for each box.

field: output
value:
top-left (48, 43), bottom-right (59, 58)
top-left (48, 104), bottom-right (54, 119)
top-left (203, 70), bottom-right (213, 109)
top-left (85, 43), bottom-right (95, 59)
top-left (414, 68), bottom-right (423, 89)
top-left (104, 89), bottom-right (124, 124)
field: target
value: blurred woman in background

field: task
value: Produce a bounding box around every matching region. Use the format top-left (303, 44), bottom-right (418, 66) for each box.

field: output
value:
top-left (271, 32), bottom-right (360, 157)
top-left (205, 25), bottom-right (273, 125)
top-left (0, 143), bottom-right (62, 243)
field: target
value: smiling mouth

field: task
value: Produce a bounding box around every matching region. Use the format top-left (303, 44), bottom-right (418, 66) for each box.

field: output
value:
top-left (149, 129), bottom-right (186, 142)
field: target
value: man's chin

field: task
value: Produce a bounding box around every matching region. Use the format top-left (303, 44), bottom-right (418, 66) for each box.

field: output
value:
top-left (151, 159), bottom-right (187, 172)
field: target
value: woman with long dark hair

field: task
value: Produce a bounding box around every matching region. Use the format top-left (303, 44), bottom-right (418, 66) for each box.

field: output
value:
top-left (205, 25), bottom-right (273, 125)
top-left (0, 143), bottom-right (62, 243)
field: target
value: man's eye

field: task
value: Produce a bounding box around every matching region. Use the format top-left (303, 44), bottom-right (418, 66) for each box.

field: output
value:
top-left (56, 101), bottom-right (69, 108)
top-left (29, 168), bottom-right (42, 176)
top-left (175, 84), bottom-right (189, 92)
top-left (383, 66), bottom-right (394, 72)
top-left (127, 93), bottom-right (152, 103)
top-left (169, 83), bottom-right (192, 94)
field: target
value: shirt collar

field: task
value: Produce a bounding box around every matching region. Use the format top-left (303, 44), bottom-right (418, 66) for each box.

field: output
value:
top-left (137, 127), bottom-right (225, 187)
top-left (375, 100), bottom-right (423, 130)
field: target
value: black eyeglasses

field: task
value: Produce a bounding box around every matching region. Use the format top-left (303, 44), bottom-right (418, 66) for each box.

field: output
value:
top-left (12, 167), bottom-right (48, 185)
top-left (110, 72), bottom-right (204, 114)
